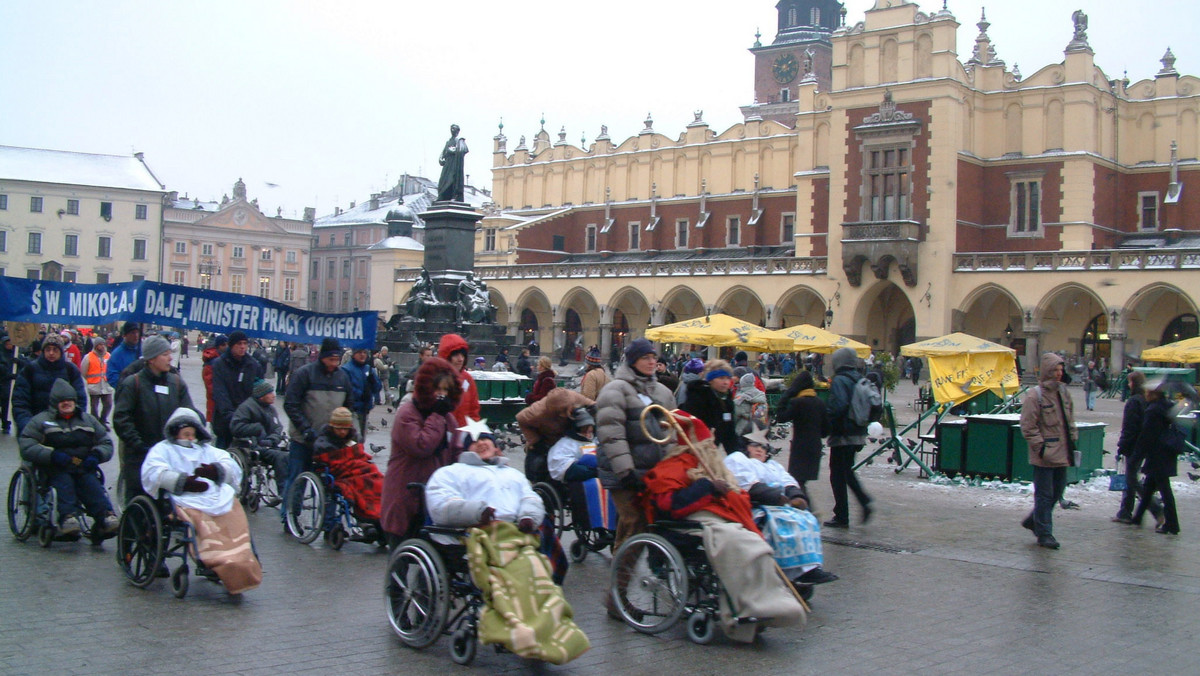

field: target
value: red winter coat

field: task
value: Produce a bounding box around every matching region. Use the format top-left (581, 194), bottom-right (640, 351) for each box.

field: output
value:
top-left (382, 401), bottom-right (461, 537)
top-left (437, 334), bottom-right (480, 426)
top-left (525, 369), bottom-right (557, 405)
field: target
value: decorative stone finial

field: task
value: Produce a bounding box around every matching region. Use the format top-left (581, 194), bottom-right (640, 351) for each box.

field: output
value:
top-left (539, 113), bottom-right (545, 131)
top-left (753, 27), bottom-right (761, 48)
top-left (977, 8), bottom-right (989, 37)
top-left (596, 124), bottom-right (610, 141)
top-left (640, 112), bottom-right (655, 135)
top-left (1159, 47), bottom-right (1178, 75)
top-left (515, 135), bottom-right (527, 151)
top-left (688, 110), bottom-right (706, 127)
top-left (556, 126), bottom-right (567, 145)
top-left (1012, 63), bottom-right (1022, 81)
top-left (1065, 9), bottom-right (1091, 53)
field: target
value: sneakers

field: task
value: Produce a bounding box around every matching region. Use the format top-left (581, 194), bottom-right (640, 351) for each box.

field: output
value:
top-left (1037, 535), bottom-right (1060, 549)
top-left (100, 513), bottom-right (120, 536)
top-left (822, 519), bottom-right (849, 529)
top-left (57, 515), bottom-right (82, 538)
top-left (796, 568), bottom-right (839, 585)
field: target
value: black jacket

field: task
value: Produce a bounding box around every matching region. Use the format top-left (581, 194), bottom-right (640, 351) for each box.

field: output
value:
top-left (1136, 397), bottom-right (1179, 479)
top-left (1116, 393), bottom-right (1147, 459)
top-left (12, 356), bottom-right (87, 432)
top-left (679, 379), bottom-right (738, 454)
top-left (230, 396), bottom-right (283, 442)
top-left (112, 366), bottom-right (198, 458)
top-left (777, 392), bottom-right (830, 482)
top-left (211, 351), bottom-right (264, 433)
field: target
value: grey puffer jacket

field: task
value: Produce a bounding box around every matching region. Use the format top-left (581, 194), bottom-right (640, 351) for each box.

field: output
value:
top-left (19, 379), bottom-right (113, 467)
top-left (595, 362), bottom-right (676, 488)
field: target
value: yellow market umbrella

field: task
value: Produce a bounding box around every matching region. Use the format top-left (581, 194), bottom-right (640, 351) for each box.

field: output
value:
top-left (645, 313), bottom-right (794, 352)
top-left (901, 332), bottom-right (1019, 405)
top-left (1141, 336), bottom-right (1200, 363)
top-left (763, 324), bottom-right (871, 357)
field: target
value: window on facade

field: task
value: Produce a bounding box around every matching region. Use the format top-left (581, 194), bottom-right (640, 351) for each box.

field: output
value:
top-left (27, 232), bottom-right (42, 254)
top-left (131, 274), bottom-right (144, 282)
top-left (344, 232), bottom-right (352, 246)
top-left (135, 204), bottom-right (148, 220)
top-left (727, 216), bottom-right (741, 246)
top-left (780, 88), bottom-right (791, 103)
top-left (173, 270), bottom-right (187, 285)
top-left (327, 259), bottom-right (336, 278)
top-left (311, 259), bottom-right (320, 278)
top-left (28, 269), bottom-right (41, 280)
top-left (865, 147), bottom-right (911, 221)
top-left (1008, 175), bottom-right (1042, 236)
top-left (259, 276), bottom-right (270, 298)
top-left (100, 202), bottom-right (112, 220)
top-left (1139, 192), bottom-right (1159, 230)
top-left (310, 291), bottom-right (319, 308)
top-left (342, 260), bottom-right (351, 278)
top-left (484, 228), bottom-right (496, 251)
top-left (97, 236), bottom-right (111, 258)
top-left (231, 274), bottom-right (244, 295)
top-left (585, 224), bottom-right (597, 252)
top-left (788, 7), bottom-right (798, 26)
top-left (232, 245), bottom-right (244, 259)
top-left (67, 199), bottom-right (79, 216)
top-left (286, 250), bottom-right (297, 264)
top-left (552, 235), bottom-right (565, 251)
top-left (329, 234), bottom-right (336, 245)
top-left (676, 219), bottom-right (689, 248)
top-left (174, 241), bottom-right (187, 254)
top-left (261, 248), bottom-right (272, 261)
top-left (201, 243), bottom-right (213, 256)
top-left (64, 234), bottom-right (78, 256)
top-left (356, 259), bottom-right (367, 278)
top-left (133, 239), bottom-right (147, 260)
top-left (284, 276), bottom-right (296, 302)
top-left (0, 194), bottom-right (7, 210)
top-left (781, 213), bottom-right (795, 242)
top-left (199, 272), bottom-right (212, 290)
top-left (63, 271), bottom-right (76, 283)
top-left (0, 230), bottom-right (6, 252)
top-left (628, 222), bottom-right (640, 250)
top-left (327, 291), bottom-right (335, 309)
top-left (30, 196), bottom-right (43, 213)
top-left (96, 272), bottom-right (109, 284)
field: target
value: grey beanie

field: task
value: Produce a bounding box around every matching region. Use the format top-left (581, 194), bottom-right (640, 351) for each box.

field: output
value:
top-left (143, 335), bottom-right (172, 360)
top-left (831, 346), bottom-right (858, 373)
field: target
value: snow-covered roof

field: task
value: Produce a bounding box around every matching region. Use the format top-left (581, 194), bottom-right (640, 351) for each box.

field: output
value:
top-left (171, 197), bottom-right (220, 211)
top-left (0, 145), bottom-right (165, 192)
top-left (367, 235), bottom-right (423, 251)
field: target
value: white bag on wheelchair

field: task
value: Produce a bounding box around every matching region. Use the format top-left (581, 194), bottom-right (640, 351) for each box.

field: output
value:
top-left (754, 505), bottom-right (823, 576)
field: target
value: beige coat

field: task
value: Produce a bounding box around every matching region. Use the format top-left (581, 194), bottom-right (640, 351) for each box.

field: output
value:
top-left (1019, 353), bottom-right (1077, 468)
top-left (579, 366), bottom-right (610, 401)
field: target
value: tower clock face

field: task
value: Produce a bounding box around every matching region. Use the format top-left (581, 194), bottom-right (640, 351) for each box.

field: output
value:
top-left (773, 53), bottom-right (799, 84)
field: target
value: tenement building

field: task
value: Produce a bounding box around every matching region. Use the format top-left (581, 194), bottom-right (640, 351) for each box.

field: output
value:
top-left (387, 0), bottom-right (1199, 372)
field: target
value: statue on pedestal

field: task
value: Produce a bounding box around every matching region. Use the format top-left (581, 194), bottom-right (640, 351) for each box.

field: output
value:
top-left (405, 267), bottom-right (438, 319)
top-left (458, 272), bottom-right (495, 324)
top-left (437, 124), bottom-right (469, 203)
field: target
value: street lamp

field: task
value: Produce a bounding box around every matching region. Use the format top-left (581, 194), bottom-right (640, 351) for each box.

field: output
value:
top-left (197, 257), bottom-right (221, 290)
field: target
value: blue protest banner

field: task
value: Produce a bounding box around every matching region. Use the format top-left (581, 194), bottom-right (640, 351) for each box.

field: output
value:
top-left (0, 276), bottom-right (376, 348)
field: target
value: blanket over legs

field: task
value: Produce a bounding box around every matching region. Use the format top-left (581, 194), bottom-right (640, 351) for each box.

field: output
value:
top-left (174, 501), bottom-right (262, 594)
top-left (466, 521), bottom-right (590, 664)
top-left (314, 442), bottom-right (383, 521)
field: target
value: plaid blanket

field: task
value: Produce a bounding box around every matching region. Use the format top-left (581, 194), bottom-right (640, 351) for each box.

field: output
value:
top-left (466, 521), bottom-right (590, 664)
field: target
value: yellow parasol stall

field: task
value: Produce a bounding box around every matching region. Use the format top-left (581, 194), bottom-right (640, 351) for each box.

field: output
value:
top-left (901, 332), bottom-right (1019, 405)
top-left (644, 313), bottom-right (794, 352)
top-left (1141, 336), bottom-right (1200, 363)
top-left (762, 324), bottom-right (871, 357)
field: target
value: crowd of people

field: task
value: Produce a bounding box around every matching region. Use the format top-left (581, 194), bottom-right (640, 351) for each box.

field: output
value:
top-left (1, 318), bottom-right (1195, 651)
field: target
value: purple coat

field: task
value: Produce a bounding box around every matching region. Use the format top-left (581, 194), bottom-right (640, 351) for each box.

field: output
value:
top-left (380, 401), bottom-right (462, 537)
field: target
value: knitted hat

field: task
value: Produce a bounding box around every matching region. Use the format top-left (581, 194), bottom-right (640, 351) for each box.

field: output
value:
top-left (734, 351), bottom-right (748, 365)
top-left (684, 357), bottom-right (705, 374)
top-left (319, 337), bottom-right (341, 359)
top-left (212, 334), bottom-right (229, 349)
top-left (228, 330), bottom-right (249, 346)
top-left (570, 406), bottom-right (595, 429)
top-left (121, 321), bottom-right (140, 336)
top-left (624, 338), bottom-right (656, 365)
top-left (328, 407), bottom-right (355, 428)
top-left (252, 378), bottom-right (273, 399)
top-left (41, 334), bottom-right (65, 351)
top-left (585, 351), bottom-right (603, 367)
top-left (143, 335), bottom-right (172, 360)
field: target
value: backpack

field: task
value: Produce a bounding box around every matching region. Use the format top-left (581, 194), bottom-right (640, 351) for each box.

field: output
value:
top-left (849, 376), bottom-right (884, 426)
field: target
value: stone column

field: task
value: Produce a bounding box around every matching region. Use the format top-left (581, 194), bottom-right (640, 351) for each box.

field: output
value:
top-left (552, 321), bottom-right (565, 356)
top-left (1024, 329), bottom-right (1041, 378)
top-left (599, 323), bottom-right (613, 361)
top-left (1109, 332), bottom-right (1126, 373)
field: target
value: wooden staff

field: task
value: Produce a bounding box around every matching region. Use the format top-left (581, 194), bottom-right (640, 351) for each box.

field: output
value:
top-left (639, 404), bottom-right (727, 482)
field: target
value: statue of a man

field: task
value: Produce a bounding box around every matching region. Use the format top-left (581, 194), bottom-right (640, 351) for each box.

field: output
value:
top-left (406, 267), bottom-right (437, 319)
top-left (457, 272), bottom-right (493, 323)
top-left (437, 124), bottom-right (469, 203)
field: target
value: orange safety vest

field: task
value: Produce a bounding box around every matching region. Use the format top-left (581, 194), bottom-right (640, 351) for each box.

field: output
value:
top-left (83, 352), bottom-right (108, 385)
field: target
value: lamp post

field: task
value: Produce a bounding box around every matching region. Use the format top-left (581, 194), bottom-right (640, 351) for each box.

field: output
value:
top-left (197, 257), bottom-right (221, 290)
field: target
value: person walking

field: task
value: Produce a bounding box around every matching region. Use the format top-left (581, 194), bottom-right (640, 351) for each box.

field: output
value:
top-left (201, 334), bottom-right (228, 425)
top-left (81, 339), bottom-right (114, 428)
top-left (112, 335), bottom-right (198, 503)
top-left (1130, 379), bottom-right (1185, 534)
top-left (1018, 353), bottom-right (1077, 549)
top-left (282, 337), bottom-right (351, 501)
top-left (1083, 360), bottom-right (1099, 411)
top-left (776, 370), bottom-right (830, 509)
top-left (342, 346), bottom-right (381, 438)
top-left (11, 333), bottom-right (87, 435)
top-left (273, 342), bottom-right (292, 395)
top-left (824, 347), bottom-right (873, 528)
top-left (1113, 370), bottom-right (1163, 525)
top-left (288, 342), bottom-right (309, 396)
top-left (373, 346), bottom-right (394, 405)
top-left (210, 331), bottom-right (263, 449)
top-left (1, 331), bottom-right (18, 434)
top-left (105, 321), bottom-right (141, 389)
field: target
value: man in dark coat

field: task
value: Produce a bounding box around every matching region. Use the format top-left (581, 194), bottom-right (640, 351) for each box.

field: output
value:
top-left (776, 370), bottom-right (830, 507)
top-left (283, 338), bottom-right (351, 502)
top-left (824, 347), bottom-right (872, 528)
top-left (1, 331), bottom-right (18, 433)
top-left (231, 378), bottom-right (289, 498)
top-left (211, 330), bottom-right (264, 449)
top-left (679, 360), bottom-right (739, 454)
top-left (11, 333), bottom-right (87, 434)
top-left (112, 335), bottom-right (198, 503)
top-left (1113, 370), bottom-right (1161, 524)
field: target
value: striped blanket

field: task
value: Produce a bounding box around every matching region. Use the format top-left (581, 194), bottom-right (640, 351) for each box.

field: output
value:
top-left (175, 501), bottom-right (262, 595)
top-left (466, 521), bottom-right (590, 664)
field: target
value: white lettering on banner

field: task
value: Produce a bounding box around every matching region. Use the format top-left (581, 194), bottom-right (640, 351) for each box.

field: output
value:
top-left (64, 289), bottom-right (138, 318)
top-left (143, 290), bottom-right (186, 321)
top-left (303, 316), bottom-right (364, 341)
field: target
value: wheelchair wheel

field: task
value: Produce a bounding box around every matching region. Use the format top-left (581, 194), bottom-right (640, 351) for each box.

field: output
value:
top-left (385, 538), bottom-right (450, 649)
top-left (532, 482), bottom-right (565, 537)
top-left (568, 537), bottom-right (588, 563)
top-left (227, 448), bottom-right (251, 503)
top-left (7, 468), bottom-right (37, 541)
top-left (686, 611), bottom-right (716, 645)
top-left (38, 523), bottom-right (56, 548)
top-left (610, 533), bottom-right (689, 634)
top-left (116, 496), bottom-right (165, 588)
top-left (326, 527), bottom-right (346, 551)
top-left (285, 472), bottom-right (325, 544)
top-left (450, 625), bottom-right (477, 665)
top-left (172, 565), bottom-right (190, 599)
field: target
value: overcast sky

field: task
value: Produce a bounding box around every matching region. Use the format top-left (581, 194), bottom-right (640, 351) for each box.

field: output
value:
top-left (2, 0), bottom-right (1194, 218)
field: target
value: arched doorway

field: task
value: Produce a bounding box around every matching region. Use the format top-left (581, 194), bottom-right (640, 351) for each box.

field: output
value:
top-left (854, 281), bottom-right (916, 355)
top-left (774, 285), bottom-right (827, 328)
top-left (612, 309), bottom-right (630, 363)
top-left (563, 308), bottom-right (583, 363)
top-left (515, 288), bottom-right (552, 356)
top-left (519, 308), bottom-right (540, 352)
top-left (1081, 313), bottom-right (1111, 363)
top-left (1161, 313), bottom-right (1199, 345)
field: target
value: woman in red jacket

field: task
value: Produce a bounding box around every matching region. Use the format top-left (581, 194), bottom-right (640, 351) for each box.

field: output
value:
top-left (525, 356), bottom-right (557, 404)
top-left (437, 333), bottom-right (480, 427)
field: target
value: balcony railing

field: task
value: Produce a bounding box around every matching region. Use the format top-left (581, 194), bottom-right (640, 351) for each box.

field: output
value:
top-left (841, 220), bottom-right (922, 242)
top-left (953, 248), bottom-right (1200, 272)
top-left (395, 256), bottom-right (827, 282)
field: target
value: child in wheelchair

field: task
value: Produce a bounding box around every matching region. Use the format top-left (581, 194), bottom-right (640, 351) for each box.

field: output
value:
top-left (547, 406), bottom-right (618, 542)
top-left (18, 379), bottom-right (119, 539)
top-left (642, 410), bottom-right (806, 643)
top-left (423, 421), bottom-right (590, 664)
top-left (312, 407), bottom-right (383, 523)
top-left (141, 407), bottom-right (262, 594)
top-left (724, 429), bottom-right (838, 590)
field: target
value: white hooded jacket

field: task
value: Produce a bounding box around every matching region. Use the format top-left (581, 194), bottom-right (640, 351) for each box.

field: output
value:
top-left (141, 407), bottom-right (242, 515)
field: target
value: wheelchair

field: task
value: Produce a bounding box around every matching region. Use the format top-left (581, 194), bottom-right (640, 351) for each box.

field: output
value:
top-left (384, 483), bottom-right (490, 665)
top-left (115, 493), bottom-right (227, 598)
top-left (284, 461), bottom-right (384, 549)
top-left (609, 520), bottom-right (725, 644)
top-left (531, 479), bottom-right (615, 563)
top-left (7, 464), bottom-right (108, 548)
top-left (227, 437), bottom-right (285, 513)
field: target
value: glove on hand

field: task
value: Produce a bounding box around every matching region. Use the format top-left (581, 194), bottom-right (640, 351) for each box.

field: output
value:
top-left (302, 428), bottom-right (318, 444)
top-left (431, 396), bottom-right (455, 414)
top-left (478, 506), bottom-right (497, 526)
top-left (193, 463), bottom-right (220, 481)
top-left (517, 517), bottom-right (537, 534)
top-left (788, 496), bottom-right (809, 510)
top-left (182, 477), bottom-right (209, 493)
top-left (710, 479), bottom-right (732, 496)
top-left (51, 451), bottom-right (72, 468)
